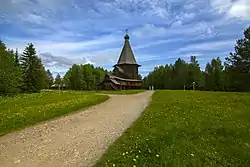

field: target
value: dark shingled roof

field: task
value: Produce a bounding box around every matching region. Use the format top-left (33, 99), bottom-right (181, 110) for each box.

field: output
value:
top-left (115, 34), bottom-right (140, 66)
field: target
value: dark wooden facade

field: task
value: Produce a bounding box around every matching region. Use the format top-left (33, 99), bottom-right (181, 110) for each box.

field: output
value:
top-left (98, 33), bottom-right (142, 90)
top-left (98, 74), bottom-right (142, 90)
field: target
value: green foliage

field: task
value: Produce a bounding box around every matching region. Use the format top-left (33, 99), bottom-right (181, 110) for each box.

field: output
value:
top-left (45, 69), bottom-right (54, 89)
top-left (143, 56), bottom-right (204, 90)
top-left (0, 91), bottom-right (109, 136)
top-left (205, 57), bottom-right (224, 91)
top-left (225, 26), bottom-right (250, 91)
top-left (54, 73), bottom-right (62, 85)
top-left (64, 64), bottom-right (106, 90)
top-left (143, 25), bottom-right (250, 92)
top-left (0, 41), bottom-right (23, 96)
top-left (20, 43), bottom-right (46, 93)
top-left (1, 25), bottom-right (250, 94)
top-left (94, 90), bottom-right (250, 167)
top-left (136, 74), bottom-right (142, 80)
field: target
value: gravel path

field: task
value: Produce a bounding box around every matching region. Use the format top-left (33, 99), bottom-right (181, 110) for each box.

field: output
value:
top-left (0, 91), bottom-right (153, 167)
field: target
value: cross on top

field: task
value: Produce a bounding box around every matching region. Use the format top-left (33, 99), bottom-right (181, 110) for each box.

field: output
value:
top-left (125, 29), bottom-right (128, 35)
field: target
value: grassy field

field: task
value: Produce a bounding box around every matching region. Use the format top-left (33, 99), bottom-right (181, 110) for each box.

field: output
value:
top-left (0, 91), bottom-right (109, 136)
top-left (94, 90), bottom-right (250, 167)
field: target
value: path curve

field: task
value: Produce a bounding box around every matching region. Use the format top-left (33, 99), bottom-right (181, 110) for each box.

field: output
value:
top-left (0, 91), bottom-right (154, 167)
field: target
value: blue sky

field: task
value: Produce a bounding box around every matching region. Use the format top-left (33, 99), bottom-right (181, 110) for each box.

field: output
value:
top-left (1, 0), bottom-right (250, 77)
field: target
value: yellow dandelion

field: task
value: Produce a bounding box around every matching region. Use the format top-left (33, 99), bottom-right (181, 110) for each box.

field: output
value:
top-left (126, 151), bottom-right (128, 154)
top-left (156, 154), bottom-right (160, 157)
top-left (122, 153), bottom-right (125, 156)
top-left (191, 153), bottom-right (194, 156)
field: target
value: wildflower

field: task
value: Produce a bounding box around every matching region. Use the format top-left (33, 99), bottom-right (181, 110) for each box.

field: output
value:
top-left (126, 151), bottom-right (128, 154)
top-left (133, 165), bottom-right (136, 167)
top-left (156, 154), bottom-right (160, 157)
top-left (191, 153), bottom-right (194, 156)
top-left (122, 153), bottom-right (125, 156)
top-left (133, 159), bottom-right (136, 162)
top-left (136, 155), bottom-right (139, 158)
top-left (113, 164), bottom-right (115, 167)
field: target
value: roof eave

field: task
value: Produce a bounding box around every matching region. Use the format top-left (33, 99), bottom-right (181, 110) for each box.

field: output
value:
top-left (113, 63), bottom-right (141, 67)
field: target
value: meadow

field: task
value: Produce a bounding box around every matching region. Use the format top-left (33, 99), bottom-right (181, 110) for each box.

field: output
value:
top-left (94, 90), bottom-right (250, 167)
top-left (0, 91), bottom-right (109, 136)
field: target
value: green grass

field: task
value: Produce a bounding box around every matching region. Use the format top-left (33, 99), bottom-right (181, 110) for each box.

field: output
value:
top-left (94, 90), bottom-right (250, 167)
top-left (0, 91), bottom-right (109, 136)
top-left (93, 89), bottom-right (145, 95)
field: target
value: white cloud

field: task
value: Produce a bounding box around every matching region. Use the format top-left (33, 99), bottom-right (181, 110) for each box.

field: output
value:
top-left (167, 53), bottom-right (203, 59)
top-left (18, 13), bottom-right (46, 24)
top-left (228, 0), bottom-right (250, 19)
top-left (177, 40), bottom-right (235, 52)
top-left (136, 54), bottom-right (162, 62)
top-left (5, 34), bottom-right (120, 55)
top-left (132, 24), bottom-right (168, 39)
top-left (1, 0), bottom-right (249, 77)
top-left (211, 0), bottom-right (250, 20)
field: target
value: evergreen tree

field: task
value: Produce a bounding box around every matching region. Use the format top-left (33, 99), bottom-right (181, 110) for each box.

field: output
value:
top-left (172, 58), bottom-right (189, 89)
top-left (204, 57), bottom-right (224, 91)
top-left (46, 69), bottom-right (54, 89)
top-left (20, 43), bottom-right (46, 93)
top-left (63, 64), bottom-right (106, 90)
top-left (0, 41), bottom-right (23, 95)
top-left (54, 73), bottom-right (62, 86)
top-left (225, 26), bottom-right (250, 91)
top-left (14, 48), bottom-right (19, 67)
top-left (188, 56), bottom-right (204, 90)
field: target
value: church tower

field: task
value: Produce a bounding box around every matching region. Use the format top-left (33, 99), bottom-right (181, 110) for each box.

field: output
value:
top-left (97, 31), bottom-right (142, 90)
top-left (113, 32), bottom-right (141, 79)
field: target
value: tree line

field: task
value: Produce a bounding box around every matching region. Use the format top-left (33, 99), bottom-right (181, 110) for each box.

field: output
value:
top-left (1, 25), bottom-right (249, 96)
top-left (0, 42), bottom-right (107, 96)
top-left (0, 42), bottom-right (46, 95)
top-left (142, 26), bottom-right (250, 92)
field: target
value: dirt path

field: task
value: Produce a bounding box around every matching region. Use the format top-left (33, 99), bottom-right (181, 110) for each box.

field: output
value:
top-left (0, 91), bottom-right (153, 167)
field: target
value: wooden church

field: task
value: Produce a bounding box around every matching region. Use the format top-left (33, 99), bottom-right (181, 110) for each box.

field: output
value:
top-left (97, 32), bottom-right (142, 90)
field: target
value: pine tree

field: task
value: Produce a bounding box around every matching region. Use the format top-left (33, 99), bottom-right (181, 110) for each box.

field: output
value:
top-left (188, 56), bottom-right (204, 90)
top-left (54, 73), bottom-right (62, 86)
top-left (0, 41), bottom-right (23, 95)
top-left (225, 26), bottom-right (250, 91)
top-left (46, 69), bottom-right (54, 89)
top-left (20, 43), bottom-right (46, 93)
top-left (205, 57), bottom-right (224, 91)
top-left (14, 48), bottom-right (19, 67)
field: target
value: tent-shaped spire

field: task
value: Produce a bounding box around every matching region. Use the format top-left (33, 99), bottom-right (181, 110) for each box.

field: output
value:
top-left (114, 32), bottom-right (140, 67)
